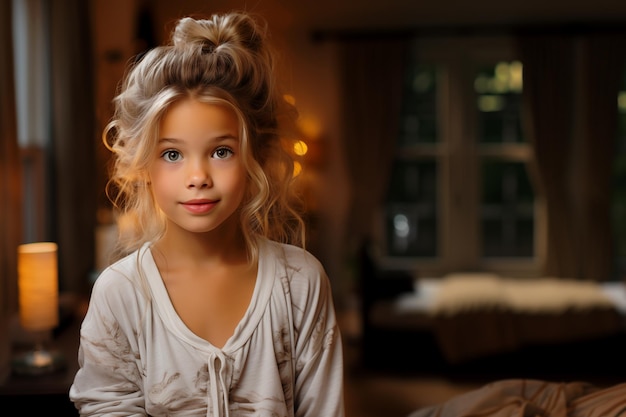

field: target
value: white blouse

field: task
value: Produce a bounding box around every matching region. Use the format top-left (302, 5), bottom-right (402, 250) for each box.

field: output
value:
top-left (69, 239), bottom-right (345, 417)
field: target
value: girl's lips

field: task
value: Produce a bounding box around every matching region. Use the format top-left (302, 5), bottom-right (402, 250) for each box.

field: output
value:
top-left (181, 200), bottom-right (217, 214)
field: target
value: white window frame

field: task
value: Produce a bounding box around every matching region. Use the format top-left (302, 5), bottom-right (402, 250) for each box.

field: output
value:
top-left (374, 35), bottom-right (545, 278)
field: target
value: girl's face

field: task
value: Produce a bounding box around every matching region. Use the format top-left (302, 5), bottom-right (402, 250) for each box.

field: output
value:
top-left (149, 98), bottom-right (247, 236)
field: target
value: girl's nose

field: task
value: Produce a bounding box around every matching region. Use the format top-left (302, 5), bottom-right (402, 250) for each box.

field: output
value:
top-left (187, 162), bottom-right (211, 189)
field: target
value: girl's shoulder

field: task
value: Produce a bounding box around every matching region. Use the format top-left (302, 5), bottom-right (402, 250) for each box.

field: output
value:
top-left (264, 239), bottom-right (326, 277)
top-left (262, 239), bottom-right (331, 300)
top-left (90, 243), bottom-right (154, 302)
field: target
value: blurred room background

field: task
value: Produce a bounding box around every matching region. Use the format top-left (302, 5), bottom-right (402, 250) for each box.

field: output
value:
top-left (3, 0), bottom-right (626, 415)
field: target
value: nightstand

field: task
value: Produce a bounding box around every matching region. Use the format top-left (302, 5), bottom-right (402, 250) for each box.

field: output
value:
top-left (0, 314), bottom-right (81, 416)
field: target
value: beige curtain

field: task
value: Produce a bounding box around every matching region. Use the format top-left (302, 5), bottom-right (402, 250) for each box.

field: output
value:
top-left (577, 34), bottom-right (625, 281)
top-left (50, 0), bottom-right (97, 295)
top-left (518, 33), bottom-right (625, 281)
top-left (0, 0), bottom-right (21, 379)
top-left (339, 37), bottom-right (409, 255)
top-left (517, 35), bottom-right (578, 278)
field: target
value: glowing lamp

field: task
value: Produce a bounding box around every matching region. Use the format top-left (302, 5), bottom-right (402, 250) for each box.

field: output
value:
top-left (12, 242), bottom-right (65, 375)
top-left (18, 242), bottom-right (59, 331)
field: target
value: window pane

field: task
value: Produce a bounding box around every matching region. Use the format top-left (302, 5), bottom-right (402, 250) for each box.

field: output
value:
top-left (481, 160), bottom-right (534, 257)
top-left (398, 64), bottom-right (439, 145)
top-left (386, 160), bottom-right (437, 256)
top-left (475, 61), bottom-right (524, 144)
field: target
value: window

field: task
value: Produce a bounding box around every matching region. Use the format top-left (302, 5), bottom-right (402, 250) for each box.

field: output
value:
top-left (382, 36), bottom-right (541, 277)
top-left (475, 61), bottom-right (533, 258)
top-left (13, 0), bottom-right (52, 243)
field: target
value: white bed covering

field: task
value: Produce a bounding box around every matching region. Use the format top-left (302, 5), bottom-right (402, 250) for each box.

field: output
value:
top-left (394, 274), bottom-right (626, 315)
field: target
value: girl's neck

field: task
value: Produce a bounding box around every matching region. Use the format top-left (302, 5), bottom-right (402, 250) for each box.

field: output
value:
top-left (154, 220), bottom-right (249, 267)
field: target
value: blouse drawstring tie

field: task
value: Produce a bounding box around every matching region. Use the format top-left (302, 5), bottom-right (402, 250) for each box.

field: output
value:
top-left (207, 351), bottom-right (230, 417)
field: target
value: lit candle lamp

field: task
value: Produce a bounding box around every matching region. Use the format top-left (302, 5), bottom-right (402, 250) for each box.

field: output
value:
top-left (18, 242), bottom-right (59, 331)
top-left (12, 242), bottom-right (65, 375)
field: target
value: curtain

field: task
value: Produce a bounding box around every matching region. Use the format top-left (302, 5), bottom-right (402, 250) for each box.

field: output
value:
top-left (0, 0), bottom-right (21, 379)
top-left (49, 0), bottom-right (97, 295)
top-left (517, 35), bottom-right (578, 278)
top-left (577, 34), bottom-right (625, 281)
top-left (518, 33), bottom-right (625, 281)
top-left (339, 37), bottom-right (409, 258)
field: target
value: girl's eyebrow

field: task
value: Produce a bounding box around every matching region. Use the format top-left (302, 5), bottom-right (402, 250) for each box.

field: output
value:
top-left (157, 138), bottom-right (181, 145)
top-left (157, 134), bottom-right (239, 144)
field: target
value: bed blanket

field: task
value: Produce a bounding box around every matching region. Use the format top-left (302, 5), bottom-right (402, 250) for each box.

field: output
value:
top-left (407, 379), bottom-right (626, 417)
top-left (430, 274), bottom-right (623, 363)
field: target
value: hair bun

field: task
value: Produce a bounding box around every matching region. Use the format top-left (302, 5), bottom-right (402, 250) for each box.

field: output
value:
top-left (172, 13), bottom-right (265, 55)
top-left (200, 40), bottom-right (217, 54)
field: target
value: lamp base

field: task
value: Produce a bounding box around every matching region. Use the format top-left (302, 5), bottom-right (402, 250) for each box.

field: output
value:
top-left (11, 347), bottom-right (66, 376)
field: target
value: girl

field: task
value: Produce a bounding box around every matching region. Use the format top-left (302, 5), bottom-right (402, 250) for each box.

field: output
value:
top-left (69, 11), bottom-right (345, 417)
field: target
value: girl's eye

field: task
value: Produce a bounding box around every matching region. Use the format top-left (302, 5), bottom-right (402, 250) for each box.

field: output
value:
top-left (161, 150), bottom-right (181, 162)
top-left (213, 147), bottom-right (234, 160)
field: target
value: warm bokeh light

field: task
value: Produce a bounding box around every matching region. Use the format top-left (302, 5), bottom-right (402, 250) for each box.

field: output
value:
top-left (293, 161), bottom-right (302, 177)
top-left (293, 140), bottom-right (308, 156)
top-left (283, 94), bottom-right (296, 106)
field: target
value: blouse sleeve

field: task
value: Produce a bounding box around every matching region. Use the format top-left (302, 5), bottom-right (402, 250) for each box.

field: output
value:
top-left (290, 253), bottom-right (346, 417)
top-left (69, 269), bottom-right (147, 416)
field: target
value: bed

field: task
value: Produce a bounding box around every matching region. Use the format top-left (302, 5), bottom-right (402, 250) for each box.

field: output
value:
top-left (357, 239), bottom-right (626, 415)
top-left (361, 259), bottom-right (626, 380)
top-left (389, 273), bottom-right (626, 364)
top-left (363, 273), bottom-right (626, 416)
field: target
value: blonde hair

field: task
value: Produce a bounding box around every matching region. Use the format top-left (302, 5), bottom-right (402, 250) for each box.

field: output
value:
top-left (104, 11), bottom-right (305, 263)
